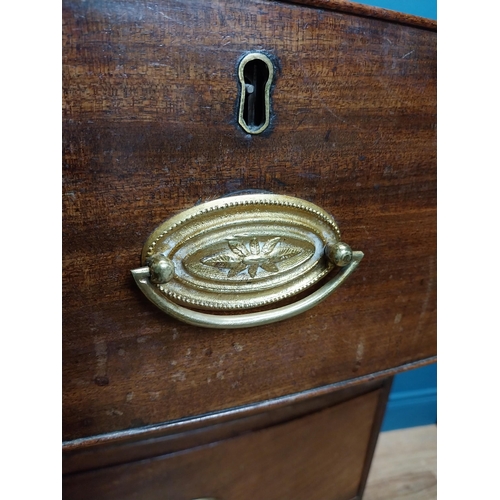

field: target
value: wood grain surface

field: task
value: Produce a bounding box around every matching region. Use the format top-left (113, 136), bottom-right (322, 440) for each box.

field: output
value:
top-left (63, 376), bottom-right (392, 474)
top-left (63, 0), bottom-right (436, 441)
top-left (63, 389), bottom-right (382, 500)
top-left (364, 425), bottom-right (437, 500)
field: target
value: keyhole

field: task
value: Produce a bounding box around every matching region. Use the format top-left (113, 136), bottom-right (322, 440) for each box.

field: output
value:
top-left (243, 59), bottom-right (269, 129)
top-left (238, 53), bottom-right (274, 134)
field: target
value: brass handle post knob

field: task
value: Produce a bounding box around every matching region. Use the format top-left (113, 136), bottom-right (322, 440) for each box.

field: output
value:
top-left (131, 194), bottom-right (363, 328)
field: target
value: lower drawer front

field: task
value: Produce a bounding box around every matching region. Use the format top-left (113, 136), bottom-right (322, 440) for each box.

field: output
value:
top-left (63, 390), bottom-right (380, 500)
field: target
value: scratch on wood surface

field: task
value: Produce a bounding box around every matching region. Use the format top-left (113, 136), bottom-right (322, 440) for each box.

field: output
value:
top-left (94, 337), bottom-right (108, 378)
top-left (415, 256), bottom-right (435, 338)
top-left (356, 341), bottom-right (365, 362)
top-left (352, 339), bottom-right (365, 372)
top-left (147, 6), bottom-right (185, 25)
top-left (171, 371), bottom-right (186, 382)
top-left (402, 50), bottom-right (415, 59)
top-left (105, 408), bottom-right (123, 416)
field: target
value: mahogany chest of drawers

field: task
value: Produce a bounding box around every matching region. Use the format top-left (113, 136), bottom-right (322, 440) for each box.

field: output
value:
top-left (62, 1), bottom-right (436, 498)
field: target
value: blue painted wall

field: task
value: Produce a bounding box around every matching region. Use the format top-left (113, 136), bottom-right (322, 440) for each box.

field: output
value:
top-left (381, 363), bottom-right (437, 431)
top-left (356, 0), bottom-right (437, 430)
top-left (355, 0), bottom-right (437, 20)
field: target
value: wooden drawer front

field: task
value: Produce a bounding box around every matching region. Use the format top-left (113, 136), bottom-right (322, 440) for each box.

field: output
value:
top-left (63, 389), bottom-right (380, 500)
top-left (63, 0), bottom-right (436, 443)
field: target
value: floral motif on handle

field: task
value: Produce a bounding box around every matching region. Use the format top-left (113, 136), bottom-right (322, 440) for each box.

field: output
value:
top-left (201, 237), bottom-right (303, 278)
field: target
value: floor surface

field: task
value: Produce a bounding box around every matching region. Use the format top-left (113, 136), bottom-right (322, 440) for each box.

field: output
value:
top-left (364, 425), bottom-right (437, 500)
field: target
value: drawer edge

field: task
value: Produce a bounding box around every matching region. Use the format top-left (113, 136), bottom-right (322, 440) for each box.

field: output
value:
top-left (63, 356), bottom-right (435, 474)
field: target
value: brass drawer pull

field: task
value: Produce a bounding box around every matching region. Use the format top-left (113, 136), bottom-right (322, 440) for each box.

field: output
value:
top-left (131, 194), bottom-right (363, 328)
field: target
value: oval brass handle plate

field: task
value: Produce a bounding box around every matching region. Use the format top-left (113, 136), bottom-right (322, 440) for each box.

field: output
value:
top-left (131, 194), bottom-right (363, 329)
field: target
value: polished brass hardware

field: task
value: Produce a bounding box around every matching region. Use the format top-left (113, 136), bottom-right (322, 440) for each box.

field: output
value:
top-left (237, 53), bottom-right (273, 134)
top-left (131, 194), bottom-right (363, 329)
top-left (326, 241), bottom-right (353, 267)
top-left (146, 253), bottom-right (175, 284)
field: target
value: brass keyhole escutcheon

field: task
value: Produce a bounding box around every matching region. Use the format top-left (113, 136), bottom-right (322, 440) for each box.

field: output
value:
top-left (237, 53), bottom-right (274, 134)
